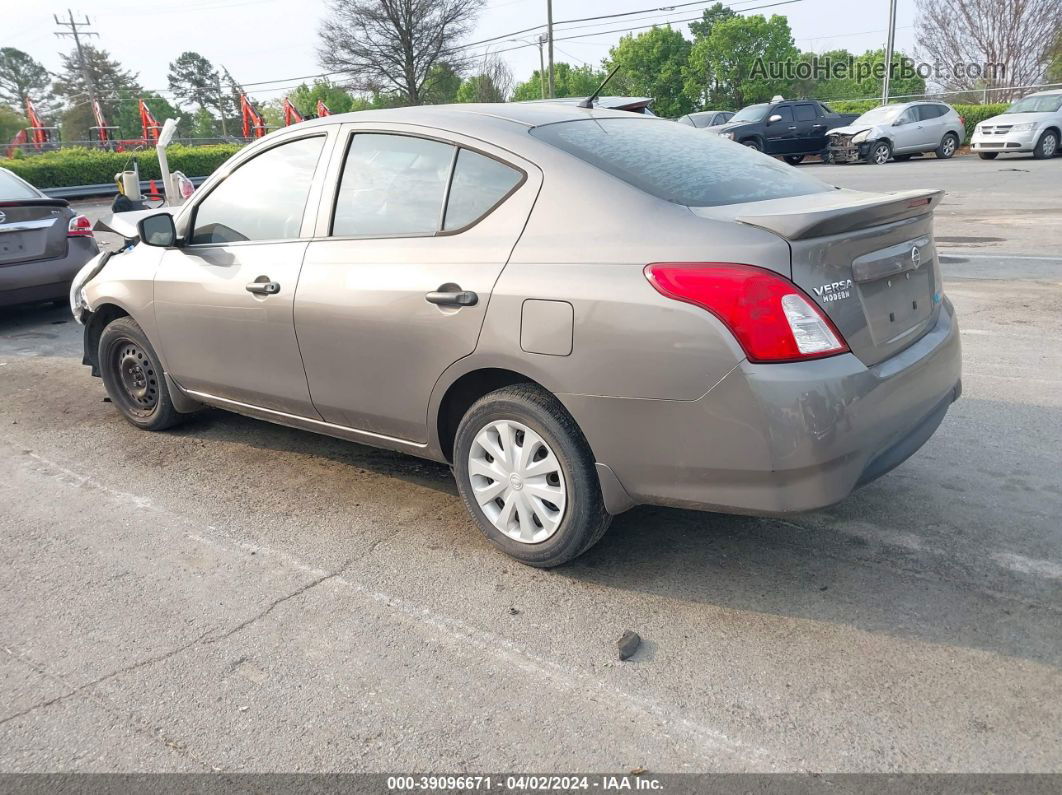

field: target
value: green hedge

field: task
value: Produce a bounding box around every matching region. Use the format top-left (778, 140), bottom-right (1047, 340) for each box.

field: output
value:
top-left (825, 101), bottom-right (1010, 142)
top-left (0, 143), bottom-right (244, 189)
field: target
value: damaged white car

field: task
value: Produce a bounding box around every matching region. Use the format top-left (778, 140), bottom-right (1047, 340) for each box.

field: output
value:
top-left (826, 102), bottom-right (965, 165)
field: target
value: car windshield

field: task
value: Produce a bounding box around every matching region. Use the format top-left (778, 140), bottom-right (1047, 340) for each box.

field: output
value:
top-left (730, 104), bottom-right (769, 123)
top-left (853, 105), bottom-right (905, 125)
top-left (1006, 94), bottom-right (1062, 113)
top-left (0, 170), bottom-right (41, 201)
top-left (529, 118), bottom-right (832, 207)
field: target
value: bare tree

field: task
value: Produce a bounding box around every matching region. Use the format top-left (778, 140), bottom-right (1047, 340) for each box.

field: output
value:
top-left (457, 53), bottom-right (513, 103)
top-left (916, 0), bottom-right (1062, 97)
top-left (318, 0), bottom-right (484, 105)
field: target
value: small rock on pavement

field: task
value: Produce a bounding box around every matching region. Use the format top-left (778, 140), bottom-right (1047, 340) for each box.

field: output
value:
top-left (617, 630), bottom-right (641, 661)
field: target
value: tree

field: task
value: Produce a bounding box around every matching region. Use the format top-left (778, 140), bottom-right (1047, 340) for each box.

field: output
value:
top-left (1047, 31), bottom-right (1062, 82)
top-left (318, 0), bottom-right (484, 105)
top-left (688, 2), bottom-right (736, 40)
top-left (288, 80), bottom-right (365, 115)
top-left (0, 104), bottom-right (26, 145)
top-left (511, 62), bottom-right (605, 101)
top-left (0, 48), bottom-right (52, 115)
top-left (915, 0), bottom-right (1061, 97)
top-left (606, 26), bottom-right (693, 118)
top-left (168, 52), bottom-right (221, 114)
top-left (456, 54), bottom-right (512, 103)
top-left (422, 63), bottom-right (463, 104)
top-left (786, 48), bottom-right (927, 102)
top-left (683, 14), bottom-right (797, 110)
top-left (52, 45), bottom-right (141, 141)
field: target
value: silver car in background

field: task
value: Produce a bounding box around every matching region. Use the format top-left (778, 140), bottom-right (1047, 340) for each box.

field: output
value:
top-left (827, 101), bottom-right (965, 164)
top-left (71, 103), bottom-right (961, 567)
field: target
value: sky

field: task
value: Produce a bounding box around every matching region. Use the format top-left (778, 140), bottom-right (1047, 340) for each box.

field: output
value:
top-left (2, 0), bottom-right (919, 106)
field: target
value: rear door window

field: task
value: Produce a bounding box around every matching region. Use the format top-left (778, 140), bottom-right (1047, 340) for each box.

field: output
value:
top-left (529, 118), bottom-right (831, 207)
top-left (332, 134), bottom-right (454, 237)
top-left (917, 105), bottom-right (944, 121)
top-left (795, 104), bottom-right (817, 122)
top-left (443, 149), bottom-right (522, 232)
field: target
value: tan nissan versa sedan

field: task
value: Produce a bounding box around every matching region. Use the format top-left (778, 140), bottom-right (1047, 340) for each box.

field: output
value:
top-left (70, 103), bottom-right (962, 567)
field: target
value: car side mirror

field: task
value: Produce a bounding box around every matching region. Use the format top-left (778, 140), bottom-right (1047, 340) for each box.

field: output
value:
top-left (137, 213), bottom-right (177, 247)
top-left (768, 114), bottom-right (782, 124)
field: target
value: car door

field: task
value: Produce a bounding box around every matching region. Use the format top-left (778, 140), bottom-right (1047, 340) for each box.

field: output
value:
top-left (763, 104), bottom-right (796, 154)
top-left (153, 130), bottom-right (333, 416)
top-left (793, 103), bottom-right (823, 151)
top-left (890, 107), bottom-right (923, 152)
top-left (917, 104), bottom-right (947, 148)
top-left (295, 124), bottom-right (542, 443)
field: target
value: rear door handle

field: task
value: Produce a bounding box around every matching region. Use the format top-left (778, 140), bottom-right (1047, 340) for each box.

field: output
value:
top-left (246, 280), bottom-right (280, 295)
top-left (425, 286), bottom-right (478, 307)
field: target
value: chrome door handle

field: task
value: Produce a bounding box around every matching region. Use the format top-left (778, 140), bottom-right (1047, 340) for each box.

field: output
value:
top-left (246, 280), bottom-right (280, 295)
top-left (425, 287), bottom-right (478, 307)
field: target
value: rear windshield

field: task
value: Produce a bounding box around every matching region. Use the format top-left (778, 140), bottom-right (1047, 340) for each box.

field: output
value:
top-left (0, 170), bottom-right (41, 201)
top-left (529, 118), bottom-right (832, 207)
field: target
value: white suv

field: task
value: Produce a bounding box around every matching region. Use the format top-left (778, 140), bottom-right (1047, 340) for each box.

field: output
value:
top-left (971, 90), bottom-right (1062, 160)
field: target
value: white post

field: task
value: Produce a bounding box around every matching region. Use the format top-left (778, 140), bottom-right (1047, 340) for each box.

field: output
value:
top-left (156, 118), bottom-right (179, 207)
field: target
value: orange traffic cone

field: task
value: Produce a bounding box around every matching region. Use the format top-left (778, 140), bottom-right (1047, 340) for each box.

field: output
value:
top-left (148, 178), bottom-right (158, 195)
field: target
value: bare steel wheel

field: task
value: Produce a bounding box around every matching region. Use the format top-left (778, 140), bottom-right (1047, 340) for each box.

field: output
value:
top-left (114, 341), bottom-right (159, 415)
top-left (454, 384), bottom-right (611, 567)
top-left (468, 420), bottom-right (567, 544)
top-left (99, 316), bottom-right (182, 431)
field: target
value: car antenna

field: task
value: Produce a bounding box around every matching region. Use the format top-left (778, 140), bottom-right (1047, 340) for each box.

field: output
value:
top-left (577, 64), bottom-right (621, 109)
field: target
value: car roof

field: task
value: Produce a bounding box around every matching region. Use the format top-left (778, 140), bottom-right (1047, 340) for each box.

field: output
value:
top-left (1025, 89), bottom-right (1062, 96)
top-left (294, 102), bottom-right (660, 133)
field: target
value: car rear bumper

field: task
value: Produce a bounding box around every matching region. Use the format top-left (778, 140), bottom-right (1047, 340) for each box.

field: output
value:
top-left (0, 237), bottom-right (99, 307)
top-left (560, 297), bottom-right (961, 515)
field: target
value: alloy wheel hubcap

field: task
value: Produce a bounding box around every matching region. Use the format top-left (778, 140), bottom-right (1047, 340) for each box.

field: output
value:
top-left (468, 420), bottom-right (567, 544)
top-left (943, 138), bottom-right (955, 155)
top-left (1044, 134), bottom-right (1058, 157)
top-left (874, 146), bottom-right (889, 164)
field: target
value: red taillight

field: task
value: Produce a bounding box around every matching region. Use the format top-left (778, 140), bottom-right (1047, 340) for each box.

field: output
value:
top-left (67, 214), bottom-right (93, 237)
top-left (644, 263), bottom-right (849, 363)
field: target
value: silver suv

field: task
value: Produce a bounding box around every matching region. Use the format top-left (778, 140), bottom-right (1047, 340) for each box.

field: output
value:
top-left (827, 101), bottom-right (966, 164)
top-left (70, 104), bottom-right (961, 567)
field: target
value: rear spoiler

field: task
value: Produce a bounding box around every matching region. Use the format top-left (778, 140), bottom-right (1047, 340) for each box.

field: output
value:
top-left (0, 198), bottom-right (70, 209)
top-left (735, 189), bottom-right (943, 241)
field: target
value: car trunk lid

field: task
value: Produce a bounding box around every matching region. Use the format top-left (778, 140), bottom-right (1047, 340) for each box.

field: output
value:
top-left (690, 188), bottom-right (944, 366)
top-left (0, 198), bottom-right (70, 267)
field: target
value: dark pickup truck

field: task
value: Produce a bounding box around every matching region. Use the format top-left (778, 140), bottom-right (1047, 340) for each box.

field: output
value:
top-left (707, 99), bottom-right (860, 164)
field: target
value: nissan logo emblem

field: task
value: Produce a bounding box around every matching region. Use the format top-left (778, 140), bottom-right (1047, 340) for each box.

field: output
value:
top-left (0, 210), bottom-right (6, 224)
top-left (911, 245), bottom-right (921, 268)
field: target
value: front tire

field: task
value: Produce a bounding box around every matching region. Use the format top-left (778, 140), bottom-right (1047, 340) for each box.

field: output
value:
top-left (453, 384), bottom-right (611, 568)
top-left (99, 317), bottom-right (182, 431)
top-left (741, 139), bottom-right (762, 152)
top-left (1033, 130), bottom-right (1058, 159)
top-left (978, 152), bottom-right (998, 160)
top-left (866, 141), bottom-right (892, 165)
top-left (783, 154), bottom-right (804, 165)
top-left (935, 133), bottom-right (959, 159)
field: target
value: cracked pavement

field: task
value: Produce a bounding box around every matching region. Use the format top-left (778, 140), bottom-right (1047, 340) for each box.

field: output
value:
top-left (1, 160), bottom-right (1061, 772)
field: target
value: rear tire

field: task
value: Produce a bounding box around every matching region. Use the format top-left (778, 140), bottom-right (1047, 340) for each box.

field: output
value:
top-left (935, 132), bottom-right (959, 159)
top-left (99, 317), bottom-right (182, 432)
top-left (978, 152), bottom-right (998, 160)
top-left (453, 384), bottom-right (611, 568)
top-left (783, 154), bottom-right (804, 165)
top-left (866, 141), bottom-right (891, 165)
top-left (1033, 130), bottom-right (1058, 159)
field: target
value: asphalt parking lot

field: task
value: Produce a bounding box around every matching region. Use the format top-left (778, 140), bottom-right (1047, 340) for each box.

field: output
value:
top-left (1, 155), bottom-right (1061, 773)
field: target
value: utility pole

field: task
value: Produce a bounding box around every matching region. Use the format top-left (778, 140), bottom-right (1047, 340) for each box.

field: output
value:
top-left (546, 0), bottom-right (555, 98)
top-left (538, 34), bottom-right (547, 99)
top-left (881, 0), bottom-right (897, 105)
top-left (216, 70), bottom-right (229, 138)
top-left (54, 10), bottom-right (99, 109)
